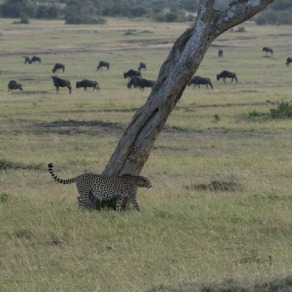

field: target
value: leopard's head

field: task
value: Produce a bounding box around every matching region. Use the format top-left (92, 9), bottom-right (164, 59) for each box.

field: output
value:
top-left (137, 176), bottom-right (152, 189)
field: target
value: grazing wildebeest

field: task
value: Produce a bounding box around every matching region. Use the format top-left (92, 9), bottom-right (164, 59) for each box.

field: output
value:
top-left (97, 61), bottom-right (110, 70)
top-left (23, 56), bottom-right (41, 64)
top-left (30, 55), bottom-right (41, 64)
top-left (188, 76), bottom-right (213, 89)
top-left (218, 49), bottom-right (223, 58)
top-left (52, 63), bottom-right (65, 73)
top-left (123, 69), bottom-right (141, 79)
top-left (8, 80), bottom-right (23, 92)
top-left (217, 70), bottom-right (238, 83)
top-left (51, 76), bottom-right (71, 93)
top-left (127, 76), bottom-right (155, 91)
top-left (76, 79), bottom-right (100, 91)
top-left (286, 57), bottom-right (292, 67)
top-left (262, 47), bottom-right (273, 55)
top-left (23, 56), bottom-right (31, 64)
top-left (138, 62), bottom-right (146, 71)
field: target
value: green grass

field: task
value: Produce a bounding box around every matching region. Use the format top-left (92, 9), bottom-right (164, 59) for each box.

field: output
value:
top-left (0, 18), bottom-right (292, 291)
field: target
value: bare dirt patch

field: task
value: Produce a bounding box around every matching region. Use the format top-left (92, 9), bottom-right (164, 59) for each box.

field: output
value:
top-left (34, 119), bottom-right (124, 135)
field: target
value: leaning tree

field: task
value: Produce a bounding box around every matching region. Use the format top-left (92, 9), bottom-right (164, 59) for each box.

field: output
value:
top-left (97, 0), bottom-right (273, 210)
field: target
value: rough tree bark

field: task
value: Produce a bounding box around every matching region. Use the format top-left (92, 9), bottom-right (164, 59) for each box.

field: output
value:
top-left (97, 0), bottom-right (273, 210)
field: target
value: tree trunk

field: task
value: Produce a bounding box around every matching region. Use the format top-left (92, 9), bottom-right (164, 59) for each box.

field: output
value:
top-left (96, 0), bottom-right (273, 210)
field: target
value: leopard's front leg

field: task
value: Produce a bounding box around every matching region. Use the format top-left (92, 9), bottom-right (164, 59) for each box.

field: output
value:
top-left (130, 197), bottom-right (141, 212)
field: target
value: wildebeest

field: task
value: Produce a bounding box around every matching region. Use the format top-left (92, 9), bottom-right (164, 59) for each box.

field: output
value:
top-left (52, 63), bottom-right (65, 73)
top-left (51, 76), bottom-right (71, 93)
top-left (216, 70), bottom-right (238, 83)
top-left (286, 57), bottom-right (292, 67)
top-left (76, 79), bottom-right (100, 91)
top-left (127, 76), bottom-right (155, 91)
top-left (124, 69), bottom-right (141, 79)
top-left (138, 62), bottom-right (146, 71)
top-left (23, 56), bottom-right (31, 64)
top-left (262, 47), bottom-right (273, 55)
top-left (218, 49), bottom-right (223, 58)
top-left (8, 80), bottom-right (23, 92)
top-left (97, 61), bottom-right (110, 70)
top-left (23, 56), bottom-right (41, 64)
top-left (188, 76), bottom-right (213, 89)
top-left (30, 55), bottom-right (41, 64)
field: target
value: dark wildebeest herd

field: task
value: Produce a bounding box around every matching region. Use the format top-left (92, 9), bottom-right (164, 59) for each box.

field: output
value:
top-left (6, 57), bottom-right (152, 93)
top-left (187, 48), bottom-right (290, 91)
top-left (5, 46), bottom-right (291, 94)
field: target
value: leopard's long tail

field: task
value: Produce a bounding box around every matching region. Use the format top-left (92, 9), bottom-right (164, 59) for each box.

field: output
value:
top-left (48, 163), bottom-right (78, 184)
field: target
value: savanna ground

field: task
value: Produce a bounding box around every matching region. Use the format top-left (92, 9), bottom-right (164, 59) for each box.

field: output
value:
top-left (0, 17), bottom-right (291, 291)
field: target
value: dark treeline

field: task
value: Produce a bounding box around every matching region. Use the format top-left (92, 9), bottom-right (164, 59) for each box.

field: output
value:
top-left (0, 0), bottom-right (291, 25)
top-left (0, 0), bottom-right (198, 24)
top-left (254, 0), bottom-right (292, 25)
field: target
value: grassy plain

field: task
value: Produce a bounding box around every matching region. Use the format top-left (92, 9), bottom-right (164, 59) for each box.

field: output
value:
top-left (0, 18), bottom-right (292, 291)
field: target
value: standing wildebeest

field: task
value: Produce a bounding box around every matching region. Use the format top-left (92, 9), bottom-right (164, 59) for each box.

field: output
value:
top-left (76, 79), bottom-right (100, 91)
top-left (262, 47), bottom-right (273, 55)
top-left (188, 76), bottom-right (213, 89)
top-left (97, 61), bottom-right (110, 70)
top-left (52, 63), bottom-right (65, 73)
top-left (127, 76), bottom-right (155, 91)
top-left (286, 57), bottom-right (292, 67)
top-left (51, 76), bottom-right (71, 93)
top-left (217, 70), bottom-right (238, 83)
top-left (8, 80), bottom-right (23, 92)
top-left (124, 69), bottom-right (141, 79)
top-left (138, 62), bottom-right (147, 71)
top-left (218, 49), bottom-right (223, 58)
top-left (30, 55), bottom-right (41, 64)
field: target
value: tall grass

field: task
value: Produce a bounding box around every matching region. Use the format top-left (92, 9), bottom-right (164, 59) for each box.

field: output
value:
top-left (0, 18), bottom-right (291, 291)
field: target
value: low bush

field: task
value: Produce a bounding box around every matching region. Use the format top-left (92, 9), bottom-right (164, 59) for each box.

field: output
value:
top-left (270, 101), bottom-right (292, 119)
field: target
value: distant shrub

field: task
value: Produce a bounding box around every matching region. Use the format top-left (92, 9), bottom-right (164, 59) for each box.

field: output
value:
top-left (247, 102), bottom-right (292, 121)
top-left (0, 193), bottom-right (9, 203)
top-left (248, 110), bottom-right (268, 121)
top-left (236, 26), bottom-right (246, 32)
top-left (152, 8), bottom-right (191, 23)
top-left (124, 29), bottom-right (137, 35)
top-left (270, 101), bottom-right (292, 118)
top-left (213, 114), bottom-right (220, 122)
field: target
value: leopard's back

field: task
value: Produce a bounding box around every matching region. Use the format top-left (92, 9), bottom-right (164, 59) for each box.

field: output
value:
top-left (91, 175), bottom-right (152, 211)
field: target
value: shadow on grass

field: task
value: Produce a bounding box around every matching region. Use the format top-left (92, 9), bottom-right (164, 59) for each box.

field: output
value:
top-left (34, 119), bottom-right (124, 135)
top-left (184, 180), bottom-right (243, 192)
top-left (147, 275), bottom-right (292, 292)
top-left (0, 159), bottom-right (43, 171)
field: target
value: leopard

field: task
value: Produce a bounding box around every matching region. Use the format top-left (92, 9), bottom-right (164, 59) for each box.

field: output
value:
top-left (48, 162), bottom-right (152, 211)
